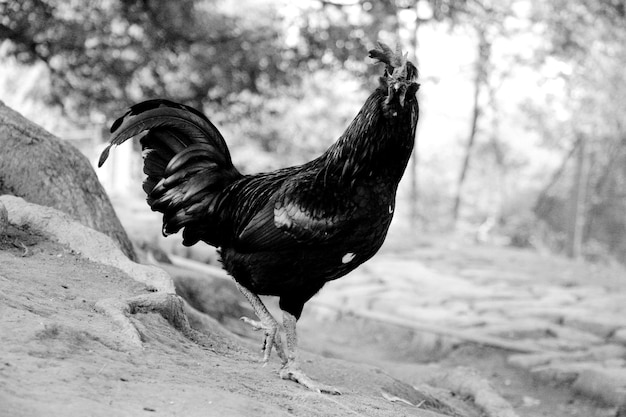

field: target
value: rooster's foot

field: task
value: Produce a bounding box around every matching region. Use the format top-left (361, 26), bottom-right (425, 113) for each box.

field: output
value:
top-left (280, 362), bottom-right (341, 395)
top-left (240, 316), bottom-right (287, 365)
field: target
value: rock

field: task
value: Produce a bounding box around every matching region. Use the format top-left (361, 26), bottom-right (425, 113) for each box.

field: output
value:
top-left (394, 305), bottom-right (463, 323)
top-left (529, 357), bottom-right (626, 404)
top-left (530, 362), bottom-right (595, 385)
top-left (508, 345), bottom-right (626, 370)
top-left (447, 314), bottom-right (508, 328)
top-left (503, 306), bottom-right (590, 322)
top-left (532, 337), bottom-right (600, 352)
top-left (482, 320), bottom-right (603, 352)
top-left (508, 353), bottom-right (553, 370)
top-left (584, 344), bottom-right (626, 360)
top-left (577, 295), bottom-right (626, 314)
top-left (532, 288), bottom-right (580, 306)
top-left (471, 299), bottom-right (545, 314)
top-left (547, 324), bottom-right (605, 345)
top-left (563, 314), bottom-right (625, 339)
top-left (522, 396), bottom-right (541, 407)
top-left (611, 328), bottom-right (626, 346)
top-left (479, 318), bottom-right (564, 340)
top-left (572, 367), bottom-right (626, 406)
top-left (430, 366), bottom-right (521, 417)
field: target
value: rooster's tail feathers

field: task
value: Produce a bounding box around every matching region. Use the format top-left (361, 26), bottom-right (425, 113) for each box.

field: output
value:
top-left (98, 99), bottom-right (230, 168)
top-left (98, 99), bottom-right (242, 246)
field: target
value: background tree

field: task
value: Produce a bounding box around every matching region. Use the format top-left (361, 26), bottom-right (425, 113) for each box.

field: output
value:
top-left (529, 0), bottom-right (626, 260)
top-left (0, 0), bottom-right (295, 119)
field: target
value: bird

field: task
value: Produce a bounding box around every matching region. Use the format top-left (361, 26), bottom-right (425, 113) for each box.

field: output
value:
top-left (98, 42), bottom-right (419, 394)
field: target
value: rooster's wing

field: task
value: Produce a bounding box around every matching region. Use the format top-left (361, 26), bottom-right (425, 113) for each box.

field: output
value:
top-left (234, 176), bottom-right (357, 252)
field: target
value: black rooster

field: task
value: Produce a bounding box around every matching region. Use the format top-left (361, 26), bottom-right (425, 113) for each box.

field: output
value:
top-left (99, 43), bottom-right (419, 394)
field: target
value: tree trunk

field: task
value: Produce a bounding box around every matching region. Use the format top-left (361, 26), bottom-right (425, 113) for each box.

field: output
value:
top-left (452, 87), bottom-right (480, 225)
top-left (452, 27), bottom-right (490, 226)
top-left (534, 140), bottom-right (579, 216)
top-left (0, 101), bottom-right (137, 261)
top-left (566, 135), bottom-right (589, 259)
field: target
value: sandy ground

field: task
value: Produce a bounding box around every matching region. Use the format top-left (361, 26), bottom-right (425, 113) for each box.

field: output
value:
top-left (1, 209), bottom-right (624, 416)
top-left (0, 225), bottom-right (470, 417)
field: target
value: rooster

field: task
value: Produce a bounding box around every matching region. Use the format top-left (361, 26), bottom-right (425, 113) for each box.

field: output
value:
top-left (99, 43), bottom-right (419, 394)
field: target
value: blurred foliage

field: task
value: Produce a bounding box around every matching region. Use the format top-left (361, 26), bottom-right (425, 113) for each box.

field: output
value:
top-left (0, 0), bottom-right (482, 163)
top-left (0, 0), bottom-right (294, 118)
top-left (2, 0), bottom-right (626, 264)
top-left (0, 0), bottom-right (482, 121)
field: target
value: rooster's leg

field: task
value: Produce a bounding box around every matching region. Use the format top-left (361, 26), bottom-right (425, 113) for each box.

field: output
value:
top-left (234, 282), bottom-right (287, 365)
top-left (279, 311), bottom-right (341, 395)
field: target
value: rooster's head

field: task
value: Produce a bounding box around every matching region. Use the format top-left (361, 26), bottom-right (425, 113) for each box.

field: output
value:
top-left (369, 42), bottom-right (419, 108)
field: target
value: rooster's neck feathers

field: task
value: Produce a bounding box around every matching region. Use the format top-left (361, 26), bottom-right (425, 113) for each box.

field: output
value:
top-left (318, 87), bottom-right (417, 185)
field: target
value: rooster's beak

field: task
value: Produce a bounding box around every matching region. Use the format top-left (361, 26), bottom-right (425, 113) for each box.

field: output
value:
top-left (389, 83), bottom-right (407, 108)
top-left (386, 81), bottom-right (415, 109)
top-left (395, 84), bottom-right (407, 108)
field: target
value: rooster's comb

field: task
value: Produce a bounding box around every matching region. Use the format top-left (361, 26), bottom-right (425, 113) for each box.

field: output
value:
top-left (368, 42), bottom-right (407, 68)
top-left (369, 41), bottom-right (415, 82)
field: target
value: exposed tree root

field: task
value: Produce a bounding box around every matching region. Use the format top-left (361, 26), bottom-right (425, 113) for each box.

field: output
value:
top-left (0, 195), bottom-right (174, 293)
top-left (429, 366), bottom-right (519, 417)
top-left (95, 293), bottom-right (197, 349)
top-left (0, 201), bottom-right (8, 236)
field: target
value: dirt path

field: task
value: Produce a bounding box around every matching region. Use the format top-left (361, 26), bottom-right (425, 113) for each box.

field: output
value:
top-left (0, 225), bottom-right (468, 417)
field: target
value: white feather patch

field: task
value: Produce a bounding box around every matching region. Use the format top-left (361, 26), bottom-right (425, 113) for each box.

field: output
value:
top-left (342, 252), bottom-right (356, 264)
